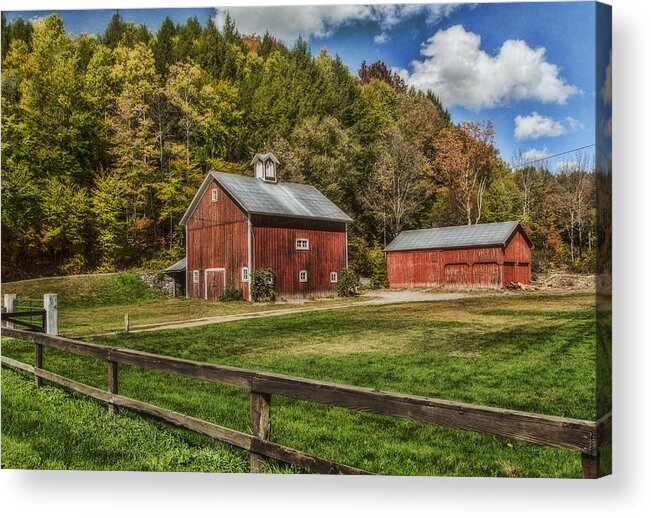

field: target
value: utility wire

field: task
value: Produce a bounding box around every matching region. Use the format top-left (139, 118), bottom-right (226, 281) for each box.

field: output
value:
top-left (510, 143), bottom-right (597, 169)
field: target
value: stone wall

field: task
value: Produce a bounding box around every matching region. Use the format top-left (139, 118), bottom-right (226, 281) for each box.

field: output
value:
top-left (138, 272), bottom-right (176, 297)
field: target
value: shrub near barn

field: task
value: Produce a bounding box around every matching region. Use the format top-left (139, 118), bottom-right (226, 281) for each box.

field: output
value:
top-left (251, 269), bottom-right (276, 302)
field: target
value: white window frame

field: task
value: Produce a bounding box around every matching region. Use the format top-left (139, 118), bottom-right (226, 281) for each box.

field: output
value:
top-left (241, 267), bottom-right (249, 282)
top-left (211, 188), bottom-right (218, 202)
top-left (296, 238), bottom-right (309, 251)
top-left (265, 160), bottom-right (276, 180)
top-left (330, 272), bottom-right (338, 283)
top-left (193, 270), bottom-right (200, 284)
top-left (299, 270), bottom-right (308, 283)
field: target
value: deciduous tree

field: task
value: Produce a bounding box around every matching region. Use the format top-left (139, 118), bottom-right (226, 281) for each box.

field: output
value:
top-left (433, 120), bottom-right (497, 225)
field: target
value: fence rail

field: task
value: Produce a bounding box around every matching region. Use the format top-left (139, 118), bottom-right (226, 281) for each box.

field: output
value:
top-left (1, 309), bottom-right (46, 332)
top-left (0, 327), bottom-right (611, 477)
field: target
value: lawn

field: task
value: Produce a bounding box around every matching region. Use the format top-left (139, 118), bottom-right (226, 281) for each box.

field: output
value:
top-left (1, 292), bottom-right (598, 476)
top-left (1, 272), bottom-right (370, 336)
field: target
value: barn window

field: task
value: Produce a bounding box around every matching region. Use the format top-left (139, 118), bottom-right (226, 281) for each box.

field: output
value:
top-left (296, 238), bottom-right (309, 250)
top-left (241, 267), bottom-right (249, 282)
top-left (265, 160), bottom-right (276, 180)
top-left (193, 270), bottom-right (200, 284)
top-left (211, 188), bottom-right (218, 202)
top-left (299, 270), bottom-right (308, 283)
top-left (330, 272), bottom-right (338, 283)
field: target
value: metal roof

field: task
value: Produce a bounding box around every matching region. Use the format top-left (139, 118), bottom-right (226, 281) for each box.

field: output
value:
top-left (164, 257), bottom-right (186, 273)
top-left (385, 221), bottom-right (524, 252)
top-left (180, 171), bottom-right (352, 224)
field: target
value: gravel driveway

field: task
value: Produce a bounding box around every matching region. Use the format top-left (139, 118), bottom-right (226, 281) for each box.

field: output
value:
top-left (112, 289), bottom-right (484, 334)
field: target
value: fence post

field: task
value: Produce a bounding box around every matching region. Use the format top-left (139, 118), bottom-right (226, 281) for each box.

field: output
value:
top-left (250, 391), bottom-right (271, 473)
top-left (43, 294), bottom-right (58, 336)
top-left (581, 452), bottom-right (599, 479)
top-left (108, 360), bottom-right (119, 414)
top-left (124, 314), bottom-right (129, 333)
top-left (34, 343), bottom-right (43, 388)
top-left (3, 294), bottom-right (16, 329)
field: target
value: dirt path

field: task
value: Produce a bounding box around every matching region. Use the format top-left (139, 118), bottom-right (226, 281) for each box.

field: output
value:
top-left (111, 290), bottom-right (481, 335)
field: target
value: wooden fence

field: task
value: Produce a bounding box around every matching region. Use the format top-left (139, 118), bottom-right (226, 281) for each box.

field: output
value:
top-left (1, 310), bottom-right (46, 332)
top-left (2, 294), bottom-right (58, 335)
top-left (0, 327), bottom-right (611, 477)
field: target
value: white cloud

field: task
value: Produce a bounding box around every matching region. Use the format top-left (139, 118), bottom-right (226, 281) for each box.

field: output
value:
top-left (520, 147), bottom-right (549, 162)
top-left (392, 66), bottom-right (410, 82)
top-left (601, 51), bottom-right (612, 106)
top-left (214, 5), bottom-right (372, 42)
top-left (214, 4), bottom-right (460, 43)
top-left (374, 33), bottom-right (389, 45)
top-left (515, 112), bottom-right (565, 140)
top-left (565, 116), bottom-right (583, 131)
top-left (514, 112), bottom-right (584, 140)
top-left (373, 4), bottom-right (460, 28)
top-left (403, 25), bottom-right (579, 110)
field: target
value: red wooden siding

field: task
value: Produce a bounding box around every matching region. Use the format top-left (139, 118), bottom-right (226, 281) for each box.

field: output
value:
top-left (387, 246), bottom-right (502, 288)
top-left (386, 227), bottom-right (532, 289)
top-left (252, 215), bottom-right (347, 299)
top-left (186, 181), bottom-right (250, 300)
top-left (503, 231), bottom-right (532, 263)
top-left (386, 250), bottom-right (440, 288)
top-left (502, 231), bottom-right (532, 285)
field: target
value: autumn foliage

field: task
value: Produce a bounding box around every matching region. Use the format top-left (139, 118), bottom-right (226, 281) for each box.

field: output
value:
top-left (1, 13), bottom-right (597, 280)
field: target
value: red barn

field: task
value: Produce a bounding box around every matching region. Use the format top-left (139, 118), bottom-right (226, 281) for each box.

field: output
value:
top-left (385, 221), bottom-right (533, 289)
top-left (178, 153), bottom-right (352, 300)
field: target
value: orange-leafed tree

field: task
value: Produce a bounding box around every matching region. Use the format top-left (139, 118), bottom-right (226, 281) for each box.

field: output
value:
top-left (433, 120), bottom-right (497, 225)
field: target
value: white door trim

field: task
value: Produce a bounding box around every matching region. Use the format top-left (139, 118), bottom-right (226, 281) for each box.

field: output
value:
top-left (204, 268), bottom-right (226, 300)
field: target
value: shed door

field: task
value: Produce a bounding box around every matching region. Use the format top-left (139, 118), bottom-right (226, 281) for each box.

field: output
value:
top-left (472, 263), bottom-right (500, 288)
top-left (205, 269), bottom-right (225, 300)
top-left (444, 264), bottom-right (470, 287)
top-left (516, 263), bottom-right (531, 285)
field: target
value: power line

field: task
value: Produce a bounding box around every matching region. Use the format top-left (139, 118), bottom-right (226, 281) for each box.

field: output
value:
top-left (510, 144), bottom-right (597, 169)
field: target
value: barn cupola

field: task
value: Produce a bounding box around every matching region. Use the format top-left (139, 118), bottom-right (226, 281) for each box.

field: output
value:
top-left (251, 152), bottom-right (280, 183)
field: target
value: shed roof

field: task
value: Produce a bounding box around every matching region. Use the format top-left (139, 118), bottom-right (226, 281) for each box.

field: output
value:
top-left (180, 171), bottom-right (352, 225)
top-left (164, 257), bottom-right (186, 273)
top-left (385, 221), bottom-right (529, 252)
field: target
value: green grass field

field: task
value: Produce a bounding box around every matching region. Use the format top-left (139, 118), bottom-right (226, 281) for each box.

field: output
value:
top-left (1, 292), bottom-right (599, 476)
top-left (1, 272), bottom-right (369, 336)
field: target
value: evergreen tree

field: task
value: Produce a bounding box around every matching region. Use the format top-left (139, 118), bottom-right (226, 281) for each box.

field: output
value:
top-left (196, 18), bottom-right (224, 79)
top-left (175, 16), bottom-right (202, 63)
top-left (102, 12), bottom-right (127, 48)
top-left (153, 16), bottom-right (177, 75)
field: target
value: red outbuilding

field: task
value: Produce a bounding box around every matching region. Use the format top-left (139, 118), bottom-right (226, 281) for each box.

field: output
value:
top-left (385, 221), bottom-right (533, 289)
top-left (178, 153), bottom-right (352, 300)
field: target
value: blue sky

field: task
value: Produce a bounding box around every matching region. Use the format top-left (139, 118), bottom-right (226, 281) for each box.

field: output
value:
top-left (4, 2), bottom-right (603, 169)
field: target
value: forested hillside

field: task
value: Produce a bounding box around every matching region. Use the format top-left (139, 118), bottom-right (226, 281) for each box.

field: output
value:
top-left (1, 13), bottom-right (596, 280)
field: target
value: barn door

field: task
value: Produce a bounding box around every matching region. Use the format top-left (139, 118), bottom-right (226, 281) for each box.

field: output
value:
top-left (516, 263), bottom-right (530, 285)
top-left (205, 269), bottom-right (225, 300)
top-left (503, 262), bottom-right (516, 286)
top-left (444, 264), bottom-right (470, 287)
top-left (472, 263), bottom-right (500, 288)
